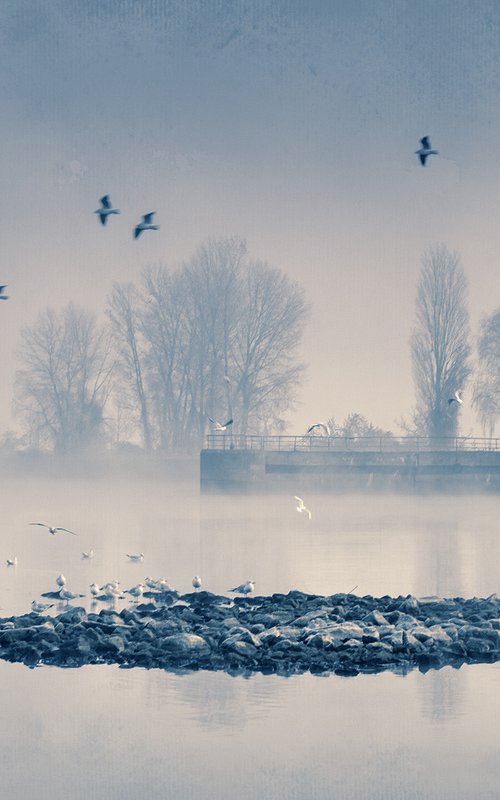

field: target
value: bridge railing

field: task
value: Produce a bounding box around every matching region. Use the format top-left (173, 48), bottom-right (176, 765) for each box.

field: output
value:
top-left (204, 434), bottom-right (500, 453)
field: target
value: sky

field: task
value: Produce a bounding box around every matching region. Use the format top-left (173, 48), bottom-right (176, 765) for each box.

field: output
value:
top-left (1, 0), bottom-right (500, 439)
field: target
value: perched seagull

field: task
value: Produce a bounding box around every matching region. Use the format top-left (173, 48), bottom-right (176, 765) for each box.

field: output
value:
top-left (0, 285), bottom-right (10, 300)
top-left (31, 600), bottom-right (54, 613)
top-left (56, 574), bottom-right (67, 588)
top-left (89, 582), bottom-right (101, 598)
top-left (192, 575), bottom-right (202, 590)
top-left (415, 136), bottom-right (438, 166)
top-left (134, 212), bottom-right (159, 239)
top-left (228, 580), bottom-right (255, 595)
top-left (6, 557), bottom-right (18, 567)
top-left (307, 422), bottom-right (331, 436)
top-left (99, 582), bottom-right (124, 600)
top-left (156, 578), bottom-right (174, 593)
top-left (81, 548), bottom-right (94, 559)
top-left (30, 523), bottom-right (77, 536)
top-left (126, 583), bottom-right (146, 601)
top-left (94, 195), bottom-right (120, 226)
top-left (59, 588), bottom-right (84, 603)
top-left (126, 553), bottom-right (144, 562)
top-left (448, 390), bottom-right (463, 405)
top-left (208, 417), bottom-right (234, 431)
top-left (294, 495), bottom-right (312, 520)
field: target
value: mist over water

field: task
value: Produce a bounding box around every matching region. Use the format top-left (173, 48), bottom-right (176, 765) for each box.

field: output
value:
top-left (0, 469), bottom-right (498, 799)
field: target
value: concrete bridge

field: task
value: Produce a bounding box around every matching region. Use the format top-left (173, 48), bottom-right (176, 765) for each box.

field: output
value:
top-left (200, 434), bottom-right (500, 493)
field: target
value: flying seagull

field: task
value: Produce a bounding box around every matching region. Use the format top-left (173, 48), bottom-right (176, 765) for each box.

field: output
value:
top-left (6, 557), bottom-right (18, 567)
top-left (0, 285), bottom-right (10, 300)
top-left (415, 136), bottom-right (438, 166)
top-left (81, 548), bottom-right (94, 559)
top-left (30, 523), bottom-right (77, 536)
top-left (209, 416), bottom-right (234, 431)
top-left (94, 195), bottom-right (120, 225)
top-left (228, 580), bottom-right (255, 595)
top-left (307, 422), bottom-right (331, 436)
top-left (294, 495), bottom-right (312, 520)
top-left (448, 390), bottom-right (463, 405)
top-left (126, 553), bottom-right (144, 562)
top-left (192, 575), bottom-right (202, 590)
top-left (134, 212), bottom-right (159, 239)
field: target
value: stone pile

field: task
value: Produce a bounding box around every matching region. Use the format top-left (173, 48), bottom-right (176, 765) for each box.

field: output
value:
top-left (0, 590), bottom-right (498, 676)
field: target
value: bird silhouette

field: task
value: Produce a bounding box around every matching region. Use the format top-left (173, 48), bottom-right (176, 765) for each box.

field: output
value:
top-left (209, 416), bottom-right (233, 431)
top-left (94, 195), bottom-right (120, 225)
top-left (307, 422), bottom-right (331, 436)
top-left (134, 212), bottom-right (159, 239)
top-left (415, 136), bottom-right (438, 166)
top-left (30, 523), bottom-right (77, 536)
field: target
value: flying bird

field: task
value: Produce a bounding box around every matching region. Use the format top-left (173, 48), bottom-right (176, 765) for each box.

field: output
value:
top-left (6, 557), bottom-right (18, 567)
top-left (126, 553), bottom-right (144, 562)
top-left (307, 422), bottom-right (331, 436)
top-left (30, 523), bottom-right (77, 536)
top-left (0, 285), bottom-right (10, 300)
top-left (415, 136), bottom-right (438, 166)
top-left (448, 390), bottom-right (463, 405)
top-left (192, 575), bottom-right (202, 590)
top-left (228, 580), bottom-right (255, 595)
top-left (134, 212), bottom-right (159, 239)
top-left (94, 195), bottom-right (120, 225)
top-left (294, 495), bottom-right (312, 520)
top-left (208, 417), bottom-right (234, 431)
top-left (81, 549), bottom-right (94, 559)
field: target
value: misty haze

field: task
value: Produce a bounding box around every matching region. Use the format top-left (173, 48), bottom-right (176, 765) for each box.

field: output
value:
top-left (0, 3), bottom-right (499, 800)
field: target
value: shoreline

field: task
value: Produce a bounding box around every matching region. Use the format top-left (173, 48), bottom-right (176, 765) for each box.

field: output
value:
top-left (0, 590), bottom-right (498, 677)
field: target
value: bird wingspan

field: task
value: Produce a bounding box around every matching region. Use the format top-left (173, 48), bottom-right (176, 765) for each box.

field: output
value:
top-left (57, 527), bottom-right (77, 535)
top-left (223, 419), bottom-right (234, 427)
top-left (30, 522), bottom-right (48, 527)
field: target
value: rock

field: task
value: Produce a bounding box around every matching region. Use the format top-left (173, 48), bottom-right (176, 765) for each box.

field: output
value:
top-left (160, 633), bottom-right (211, 659)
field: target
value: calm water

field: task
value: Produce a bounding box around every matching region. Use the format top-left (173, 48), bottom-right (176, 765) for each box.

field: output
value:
top-left (0, 473), bottom-right (499, 799)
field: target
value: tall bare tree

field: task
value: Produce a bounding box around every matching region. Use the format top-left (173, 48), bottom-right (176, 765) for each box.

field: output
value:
top-left (410, 244), bottom-right (471, 438)
top-left (15, 304), bottom-right (113, 452)
top-left (473, 309), bottom-right (500, 437)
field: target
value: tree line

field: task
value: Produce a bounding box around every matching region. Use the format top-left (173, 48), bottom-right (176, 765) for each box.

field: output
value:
top-left (10, 239), bottom-right (500, 454)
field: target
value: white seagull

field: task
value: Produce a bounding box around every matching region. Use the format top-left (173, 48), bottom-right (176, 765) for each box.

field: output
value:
top-left (94, 195), bottom-right (120, 225)
top-left (0, 285), bottom-right (10, 300)
top-left (192, 575), bottom-right (202, 590)
top-left (307, 422), bottom-right (331, 436)
top-left (6, 557), bottom-right (18, 567)
top-left (134, 212), bottom-right (159, 239)
top-left (208, 416), bottom-right (234, 431)
top-left (126, 553), bottom-right (144, 562)
top-left (30, 523), bottom-right (77, 536)
top-left (89, 582), bottom-right (101, 598)
top-left (415, 136), bottom-right (438, 166)
top-left (126, 583), bottom-right (146, 601)
top-left (56, 574), bottom-right (67, 588)
top-left (448, 390), bottom-right (463, 405)
top-left (31, 600), bottom-right (54, 613)
top-left (228, 580), bottom-right (255, 595)
top-left (81, 549), bottom-right (94, 559)
top-left (294, 495), bottom-right (312, 520)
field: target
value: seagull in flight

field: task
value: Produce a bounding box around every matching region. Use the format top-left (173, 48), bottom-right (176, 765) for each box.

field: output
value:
top-left (448, 390), bottom-right (463, 405)
top-left (81, 548), bottom-right (94, 559)
top-left (228, 580), bottom-right (255, 595)
top-left (307, 422), bottom-right (331, 436)
top-left (94, 195), bottom-right (120, 225)
top-left (209, 417), bottom-right (234, 431)
top-left (6, 556), bottom-right (18, 566)
top-left (192, 575), bottom-right (202, 590)
top-left (415, 136), bottom-right (438, 166)
top-left (30, 523), bottom-right (77, 536)
top-left (0, 285), bottom-right (10, 300)
top-left (134, 212), bottom-right (159, 239)
top-left (126, 552), bottom-right (144, 562)
top-left (294, 496), bottom-right (312, 520)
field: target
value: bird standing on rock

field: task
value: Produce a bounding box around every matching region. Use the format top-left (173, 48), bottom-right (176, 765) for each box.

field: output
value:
top-left (228, 580), bottom-right (255, 595)
top-left (192, 575), bottom-right (202, 590)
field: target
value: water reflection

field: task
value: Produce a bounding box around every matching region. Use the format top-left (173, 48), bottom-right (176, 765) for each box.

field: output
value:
top-left (418, 666), bottom-right (467, 723)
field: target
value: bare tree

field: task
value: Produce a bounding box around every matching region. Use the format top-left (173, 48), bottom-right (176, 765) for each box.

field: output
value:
top-left (473, 309), bottom-right (500, 437)
top-left (15, 304), bottom-right (113, 452)
top-left (410, 244), bottom-right (471, 438)
top-left (107, 283), bottom-right (153, 450)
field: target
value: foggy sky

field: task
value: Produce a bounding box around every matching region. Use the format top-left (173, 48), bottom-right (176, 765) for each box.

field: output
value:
top-left (1, 0), bottom-right (500, 438)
